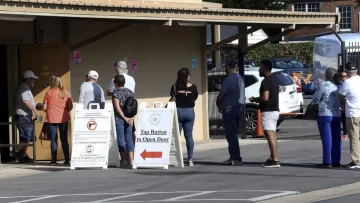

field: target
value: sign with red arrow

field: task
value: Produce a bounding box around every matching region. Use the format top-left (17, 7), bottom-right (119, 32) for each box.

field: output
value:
top-left (140, 149), bottom-right (163, 160)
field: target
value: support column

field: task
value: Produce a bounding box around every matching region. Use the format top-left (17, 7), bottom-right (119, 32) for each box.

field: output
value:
top-left (238, 25), bottom-right (248, 139)
top-left (214, 25), bottom-right (221, 68)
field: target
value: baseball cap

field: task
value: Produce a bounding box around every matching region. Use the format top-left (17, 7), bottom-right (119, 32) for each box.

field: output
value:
top-left (23, 70), bottom-right (39, 79)
top-left (114, 61), bottom-right (127, 69)
top-left (345, 62), bottom-right (357, 71)
top-left (226, 60), bottom-right (237, 68)
top-left (86, 70), bottom-right (99, 80)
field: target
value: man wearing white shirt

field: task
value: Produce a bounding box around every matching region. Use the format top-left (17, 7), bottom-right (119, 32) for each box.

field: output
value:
top-left (107, 61), bottom-right (137, 150)
top-left (339, 62), bottom-right (360, 169)
top-left (107, 61), bottom-right (135, 95)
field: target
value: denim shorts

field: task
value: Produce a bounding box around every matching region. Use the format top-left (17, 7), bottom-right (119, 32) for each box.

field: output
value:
top-left (15, 115), bottom-right (34, 143)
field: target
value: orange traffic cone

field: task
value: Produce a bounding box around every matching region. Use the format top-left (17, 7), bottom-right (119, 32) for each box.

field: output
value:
top-left (255, 109), bottom-right (264, 137)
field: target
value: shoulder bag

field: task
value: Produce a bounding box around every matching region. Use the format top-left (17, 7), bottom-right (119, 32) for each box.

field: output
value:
top-left (304, 102), bottom-right (318, 120)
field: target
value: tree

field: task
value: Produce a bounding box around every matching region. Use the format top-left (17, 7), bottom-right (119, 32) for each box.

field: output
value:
top-left (206, 0), bottom-right (287, 11)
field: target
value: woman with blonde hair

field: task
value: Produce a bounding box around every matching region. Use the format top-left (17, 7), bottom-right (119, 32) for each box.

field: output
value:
top-left (43, 75), bottom-right (73, 165)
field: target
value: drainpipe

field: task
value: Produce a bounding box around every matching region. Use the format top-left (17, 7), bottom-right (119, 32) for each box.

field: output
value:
top-left (332, 30), bottom-right (346, 71)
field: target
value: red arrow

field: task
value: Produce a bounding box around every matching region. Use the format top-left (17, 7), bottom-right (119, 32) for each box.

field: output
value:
top-left (140, 149), bottom-right (163, 160)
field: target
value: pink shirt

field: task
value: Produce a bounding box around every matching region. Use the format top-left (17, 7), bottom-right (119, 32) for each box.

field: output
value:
top-left (43, 88), bottom-right (72, 123)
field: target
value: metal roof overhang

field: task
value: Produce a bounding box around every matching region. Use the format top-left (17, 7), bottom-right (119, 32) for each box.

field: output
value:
top-left (0, 1), bottom-right (339, 27)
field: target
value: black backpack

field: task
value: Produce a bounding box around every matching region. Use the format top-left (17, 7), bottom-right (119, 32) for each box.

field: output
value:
top-left (123, 97), bottom-right (138, 117)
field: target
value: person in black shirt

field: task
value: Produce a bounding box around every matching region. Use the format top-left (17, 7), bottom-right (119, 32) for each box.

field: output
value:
top-left (249, 59), bottom-right (280, 168)
top-left (170, 68), bottom-right (198, 166)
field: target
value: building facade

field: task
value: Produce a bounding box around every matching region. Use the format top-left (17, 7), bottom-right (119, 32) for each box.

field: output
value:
top-left (285, 0), bottom-right (359, 41)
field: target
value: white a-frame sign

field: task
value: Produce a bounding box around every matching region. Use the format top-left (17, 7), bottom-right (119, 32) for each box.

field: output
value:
top-left (133, 102), bottom-right (184, 169)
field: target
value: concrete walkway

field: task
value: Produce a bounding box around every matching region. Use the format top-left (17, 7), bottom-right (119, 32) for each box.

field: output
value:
top-left (0, 139), bottom-right (280, 180)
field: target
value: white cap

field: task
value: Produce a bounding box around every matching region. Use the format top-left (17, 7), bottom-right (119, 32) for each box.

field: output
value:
top-left (23, 70), bottom-right (39, 79)
top-left (114, 61), bottom-right (127, 69)
top-left (86, 70), bottom-right (99, 80)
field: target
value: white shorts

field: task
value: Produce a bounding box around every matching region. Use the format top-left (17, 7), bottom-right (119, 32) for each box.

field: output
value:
top-left (261, 111), bottom-right (280, 131)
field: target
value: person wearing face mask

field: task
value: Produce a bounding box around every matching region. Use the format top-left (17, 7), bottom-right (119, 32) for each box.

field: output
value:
top-left (216, 60), bottom-right (245, 166)
top-left (249, 59), bottom-right (280, 168)
top-left (10, 70), bottom-right (42, 163)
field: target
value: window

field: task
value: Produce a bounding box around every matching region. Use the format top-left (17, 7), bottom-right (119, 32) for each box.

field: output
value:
top-left (244, 75), bottom-right (258, 88)
top-left (293, 3), bottom-right (320, 12)
top-left (293, 4), bottom-right (306, 12)
top-left (308, 3), bottom-right (320, 12)
top-left (272, 73), bottom-right (295, 86)
top-left (337, 6), bottom-right (352, 31)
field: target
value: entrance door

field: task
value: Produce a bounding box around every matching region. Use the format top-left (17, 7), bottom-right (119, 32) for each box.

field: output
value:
top-left (0, 45), bottom-right (11, 162)
top-left (19, 44), bottom-right (70, 161)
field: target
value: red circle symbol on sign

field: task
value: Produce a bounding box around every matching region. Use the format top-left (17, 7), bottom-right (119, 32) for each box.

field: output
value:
top-left (87, 120), bottom-right (97, 131)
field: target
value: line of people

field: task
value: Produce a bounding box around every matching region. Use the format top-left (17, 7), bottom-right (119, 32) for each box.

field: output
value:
top-left (313, 62), bottom-right (360, 169)
top-left (10, 61), bottom-right (199, 168)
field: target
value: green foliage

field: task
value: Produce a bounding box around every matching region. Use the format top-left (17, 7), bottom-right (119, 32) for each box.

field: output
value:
top-left (206, 0), bottom-right (287, 10)
top-left (208, 42), bottom-right (314, 68)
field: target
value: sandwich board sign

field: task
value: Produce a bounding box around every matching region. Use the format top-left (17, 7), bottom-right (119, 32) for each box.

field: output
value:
top-left (133, 102), bottom-right (184, 169)
top-left (70, 103), bottom-right (113, 170)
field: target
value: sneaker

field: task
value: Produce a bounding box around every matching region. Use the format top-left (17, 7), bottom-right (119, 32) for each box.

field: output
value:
top-left (63, 161), bottom-right (70, 166)
top-left (341, 135), bottom-right (349, 141)
top-left (188, 160), bottom-right (194, 167)
top-left (223, 158), bottom-right (242, 166)
top-left (332, 162), bottom-right (342, 168)
top-left (9, 151), bottom-right (25, 163)
top-left (262, 159), bottom-right (281, 168)
top-left (22, 155), bottom-right (33, 163)
top-left (317, 163), bottom-right (332, 169)
top-left (344, 162), bottom-right (360, 169)
top-left (49, 160), bottom-right (57, 166)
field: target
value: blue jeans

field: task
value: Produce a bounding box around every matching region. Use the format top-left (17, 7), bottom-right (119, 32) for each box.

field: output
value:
top-left (317, 116), bottom-right (342, 164)
top-left (15, 115), bottom-right (34, 143)
top-left (222, 108), bottom-right (242, 160)
top-left (177, 108), bottom-right (195, 160)
top-left (115, 117), bottom-right (134, 152)
top-left (47, 122), bottom-right (69, 161)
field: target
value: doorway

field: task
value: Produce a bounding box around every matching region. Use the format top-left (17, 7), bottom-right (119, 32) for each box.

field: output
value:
top-left (0, 45), bottom-right (10, 162)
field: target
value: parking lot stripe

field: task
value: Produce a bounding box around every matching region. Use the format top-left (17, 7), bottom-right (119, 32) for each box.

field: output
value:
top-left (163, 191), bottom-right (214, 201)
top-left (9, 195), bottom-right (59, 203)
top-left (249, 191), bottom-right (300, 202)
top-left (89, 193), bottom-right (147, 203)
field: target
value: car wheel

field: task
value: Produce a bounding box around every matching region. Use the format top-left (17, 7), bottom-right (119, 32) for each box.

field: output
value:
top-left (245, 107), bottom-right (258, 135)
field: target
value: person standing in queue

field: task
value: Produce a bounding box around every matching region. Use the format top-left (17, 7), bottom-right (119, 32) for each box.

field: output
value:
top-left (79, 70), bottom-right (105, 109)
top-left (249, 59), bottom-right (280, 168)
top-left (43, 75), bottom-right (73, 165)
top-left (11, 70), bottom-right (42, 163)
top-left (107, 61), bottom-right (136, 143)
top-left (216, 60), bottom-right (245, 166)
top-left (170, 68), bottom-right (198, 166)
top-left (112, 75), bottom-right (135, 168)
top-left (312, 68), bottom-right (341, 168)
top-left (337, 70), bottom-right (349, 141)
top-left (338, 62), bottom-right (360, 169)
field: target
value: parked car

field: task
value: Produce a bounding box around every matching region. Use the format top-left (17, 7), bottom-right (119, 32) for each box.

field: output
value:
top-left (208, 67), bottom-right (304, 135)
top-left (267, 57), bottom-right (315, 94)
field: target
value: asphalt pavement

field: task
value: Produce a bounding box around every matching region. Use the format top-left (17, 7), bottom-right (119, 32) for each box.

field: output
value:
top-left (1, 95), bottom-right (359, 203)
top-left (0, 138), bottom-right (359, 203)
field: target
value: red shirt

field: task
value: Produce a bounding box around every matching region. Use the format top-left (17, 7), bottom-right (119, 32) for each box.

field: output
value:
top-left (43, 88), bottom-right (72, 123)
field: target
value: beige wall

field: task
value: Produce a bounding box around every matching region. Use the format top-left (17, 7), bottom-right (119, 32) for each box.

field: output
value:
top-left (68, 20), bottom-right (208, 142)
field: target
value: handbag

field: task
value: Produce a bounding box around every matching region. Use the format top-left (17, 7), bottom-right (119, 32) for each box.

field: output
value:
top-left (165, 84), bottom-right (176, 108)
top-left (39, 122), bottom-right (50, 141)
top-left (304, 102), bottom-right (318, 120)
top-left (169, 84), bottom-right (176, 102)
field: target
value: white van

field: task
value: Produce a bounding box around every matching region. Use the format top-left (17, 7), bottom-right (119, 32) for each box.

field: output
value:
top-left (313, 33), bottom-right (360, 83)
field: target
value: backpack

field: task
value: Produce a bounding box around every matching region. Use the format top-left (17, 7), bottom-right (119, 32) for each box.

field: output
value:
top-left (123, 97), bottom-right (138, 117)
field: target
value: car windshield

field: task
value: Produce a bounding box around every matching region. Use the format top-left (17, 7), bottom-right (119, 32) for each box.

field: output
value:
top-left (275, 59), bottom-right (305, 69)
